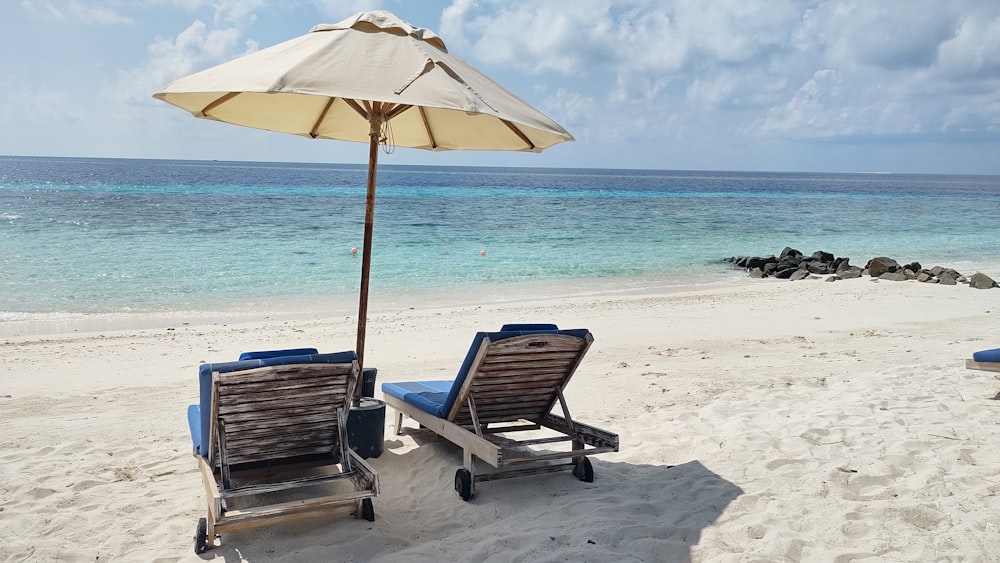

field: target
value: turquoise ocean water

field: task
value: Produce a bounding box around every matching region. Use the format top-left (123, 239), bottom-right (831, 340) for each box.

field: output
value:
top-left (2, 156), bottom-right (999, 321)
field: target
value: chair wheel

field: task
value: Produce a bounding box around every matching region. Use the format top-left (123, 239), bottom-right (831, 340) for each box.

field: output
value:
top-left (194, 517), bottom-right (209, 554)
top-left (362, 498), bottom-right (375, 522)
top-left (573, 457), bottom-right (594, 482)
top-left (455, 468), bottom-right (473, 501)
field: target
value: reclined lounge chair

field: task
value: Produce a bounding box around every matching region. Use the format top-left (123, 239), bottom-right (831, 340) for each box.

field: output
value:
top-left (381, 324), bottom-right (619, 501)
top-left (186, 349), bottom-right (379, 553)
top-left (967, 348), bottom-right (1000, 373)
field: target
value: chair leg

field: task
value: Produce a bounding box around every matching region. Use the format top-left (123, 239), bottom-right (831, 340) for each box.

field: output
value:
top-left (463, 449), bottom-right (476, 497)
top-left (394, 409), bottom-right (404, 435)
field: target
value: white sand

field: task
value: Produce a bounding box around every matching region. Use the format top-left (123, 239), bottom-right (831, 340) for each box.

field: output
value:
top-left (2, 277), bottom-right (999, 562)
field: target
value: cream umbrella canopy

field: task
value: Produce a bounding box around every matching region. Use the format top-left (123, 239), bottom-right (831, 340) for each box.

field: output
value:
top-left (153, 10), bottom-right (573, 372)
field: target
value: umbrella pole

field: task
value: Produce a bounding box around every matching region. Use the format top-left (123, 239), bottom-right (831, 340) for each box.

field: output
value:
top-left (356, 117), bottom-right (380, 382)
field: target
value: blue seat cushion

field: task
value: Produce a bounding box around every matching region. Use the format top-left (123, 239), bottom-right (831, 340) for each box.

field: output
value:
top-left (972, 348), bottom-right (1000, 363)
top-left (499, 323), bottom-right (559, 332)
top-left (190, 350), bottom-right (357, 458)
top-left (238, 348), bottom-right (318, 361)
top-left (382, 380), bottom-right (453, 418)
top-left (381, 324), bottom-right (591, 419)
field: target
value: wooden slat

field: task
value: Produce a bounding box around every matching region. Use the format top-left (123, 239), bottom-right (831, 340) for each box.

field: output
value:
top-left (220, 381), bottom-right (346, 398)
top-left (218, 408), bottom-right (339, 426)
top-left (225, 447), bottom-right (333, 464)
top-left (222, 470), bottom-right (361, 499)
top-left (223, 420), bottom-right (338, 439)
top-left (218, 363), bottom-right (354, 386)
top-left (472, 373), bottom-right (568, 385)
top-left (226, 432), bottom-right (335, 452)
top-left (219, 394), bottom-right (345, 416)
top-left (468, 387), bottom-right (560, 399)
top-left (480, 354), bottom-right (578, 367)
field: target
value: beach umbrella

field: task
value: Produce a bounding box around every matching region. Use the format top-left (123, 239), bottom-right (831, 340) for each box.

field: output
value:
top-left (153, 10), bottom-right (573, 374)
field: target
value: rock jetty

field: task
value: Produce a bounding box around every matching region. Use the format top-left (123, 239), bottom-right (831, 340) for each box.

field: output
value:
top-left (725, 247), bottom-right (998, 289)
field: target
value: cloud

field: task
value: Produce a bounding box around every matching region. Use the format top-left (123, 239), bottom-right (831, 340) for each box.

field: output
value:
top-left (440, 0), bottom-right (1000, 148)
top-left (107, 2), bottom-right (265, 125)
top-left (796, 0), bottom-right (959, 71)
top-left (934, 13), bottom-right (1000, 79)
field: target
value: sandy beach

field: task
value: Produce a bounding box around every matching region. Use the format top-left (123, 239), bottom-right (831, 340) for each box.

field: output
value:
top-left (2, 277), bottom-right (998, 562)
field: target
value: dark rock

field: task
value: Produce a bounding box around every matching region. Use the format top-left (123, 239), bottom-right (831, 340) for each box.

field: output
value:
top-left (789, 269), bottom-right (811, 281)
top-left (780, 247), bottom-right (803, 259)
top-left (833, 257), bottom-right (851, 272)
top-left (878, 272), bottom-right (909, 281)
top-left (905, 261), bottom-right (922, 273)
top-left (746, 256), bottom-right (774, 270)
top-left (969, 272), bottom-right (997, 289)
top-left (917, 272), bottom-right (933, 282)
top-left (930, 265), bottom-right (946, 276)
top-left (866, 257), bottom-right (899, 277)
top-left (805, 261), bottom-right (831, 274)
top-left (776, 257), bottom-right (803, 270)
top-left (939, 273), bottom-right (957, 285)
top-left (825, 276), bottom-right (838, 282)
top-left (774, 267), bottom-right (799, 279)
top-left (838, 267), bottom-right (863, 279)
top-left (811, 250), bottom-right (835, 263)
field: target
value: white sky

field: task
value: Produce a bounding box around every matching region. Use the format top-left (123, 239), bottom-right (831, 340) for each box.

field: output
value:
top-left (1, 0), bottom-right (998, 174)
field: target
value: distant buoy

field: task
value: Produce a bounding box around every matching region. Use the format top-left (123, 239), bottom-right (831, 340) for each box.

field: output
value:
top-left (351, 247), bottom-right (358, 256)
top-left (480, 250), bottom-right (486, 257)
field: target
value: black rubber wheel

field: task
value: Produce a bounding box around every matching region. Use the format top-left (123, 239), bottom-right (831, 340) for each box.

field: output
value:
top-left (362, 498), bottom-right (375, 522)
top-left (455, 468), bottom-right (473, 501)
top-left (573, 457), bottom-right (594, 483)
top-left (194, 517), bottom-right (209, 554)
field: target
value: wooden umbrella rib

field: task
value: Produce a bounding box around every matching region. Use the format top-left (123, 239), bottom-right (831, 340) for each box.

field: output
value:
top-left (199, 92), bottom-right (241, 118)
top-left (417, 106), bottom-right (438, 149)
top-left (501, 119), bottom-right (536, 150)
top-left (343, 98), bottom-right (370, 120)
top-left (385, 104), bottom-right (412, 120)
top-left (309, 98), bottom-right (336, 139)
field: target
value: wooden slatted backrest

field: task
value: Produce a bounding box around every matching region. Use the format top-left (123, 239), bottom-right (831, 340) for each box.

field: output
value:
top-left (210, 362), bottom-right (358, 467)
top-left (447, 332), bottom-right (593, 426)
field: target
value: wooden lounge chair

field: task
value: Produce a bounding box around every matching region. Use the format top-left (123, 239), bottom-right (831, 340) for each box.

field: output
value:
top-left (381, 324), bottom-right (619, 501)
top-left (966, 347), bottom-right (1000, 373)
top-left (186, 350), bottom-right (379, 553)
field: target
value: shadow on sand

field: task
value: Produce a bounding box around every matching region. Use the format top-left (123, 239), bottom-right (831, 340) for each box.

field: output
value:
top-left (201, 438), bottom-right (742, 562)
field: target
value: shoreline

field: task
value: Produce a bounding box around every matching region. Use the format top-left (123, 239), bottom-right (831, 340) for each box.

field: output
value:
top-left (0, 269), bottom-right (754, 338)
top-left (5, 258), bottom-right (1000, 338)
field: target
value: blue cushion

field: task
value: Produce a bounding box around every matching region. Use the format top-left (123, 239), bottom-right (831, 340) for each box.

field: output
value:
top-left (381, 325), bottom-right (591, 419)
top-left (382, 380), bottom-right (453, 418)
top-left (499, 323), bottom-right (559, 332)
top-left (238, 348), bottom-right (318, 361)
top-left (192, 350), bottom-right (357, 458)
top-left (187, 404), bottom-right (202, 453)
top-left (973, 348), bottom-right (1000, 363)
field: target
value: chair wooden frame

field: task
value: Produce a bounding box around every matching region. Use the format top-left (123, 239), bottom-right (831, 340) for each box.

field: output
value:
top-left (966, 359), bottom-right (1000, 373)
top-left (384, 331), bottom-right (619, 500)
top-left (194, 361), bottom-right (379, 552)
